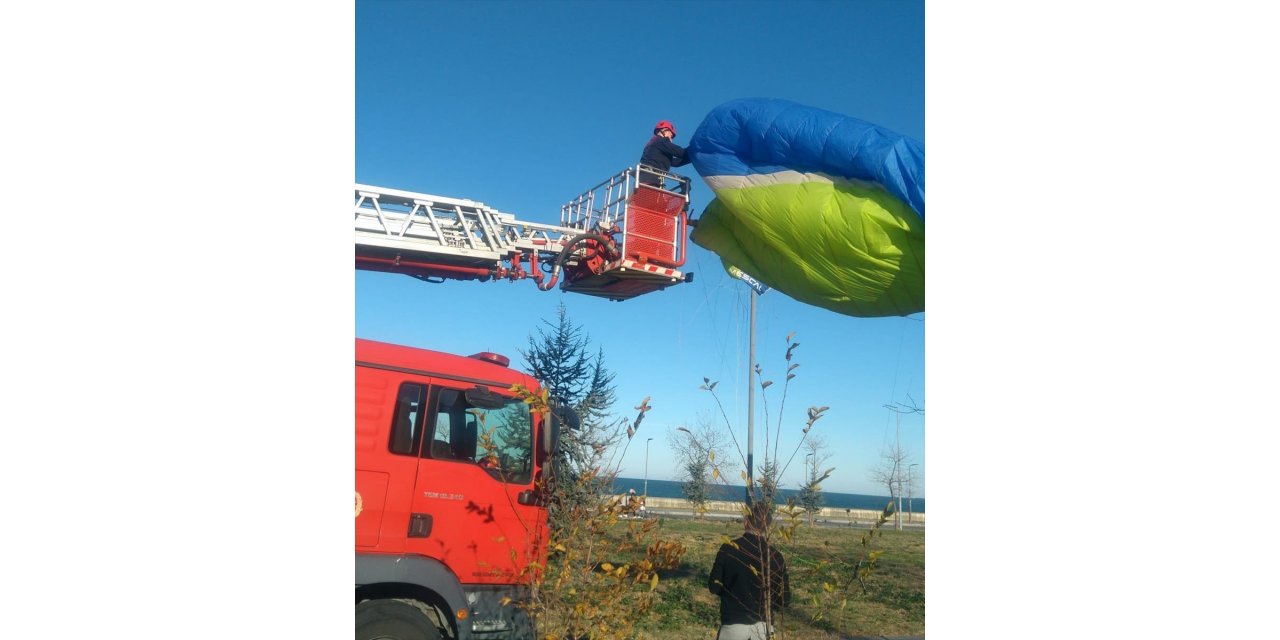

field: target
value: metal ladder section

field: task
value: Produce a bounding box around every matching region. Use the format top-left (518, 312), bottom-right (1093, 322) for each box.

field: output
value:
top-left (355, 184), bottom-right (574, 268)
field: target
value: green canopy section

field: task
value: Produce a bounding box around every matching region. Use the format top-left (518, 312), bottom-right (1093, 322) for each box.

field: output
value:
top-left (691, 180), bottom-right (924, 317)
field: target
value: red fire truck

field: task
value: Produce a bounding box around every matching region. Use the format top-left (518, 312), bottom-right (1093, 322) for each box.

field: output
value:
top-left (355, 167), bottom-right (690, 639)
top-left (355, 339), bottom-right (576, 639)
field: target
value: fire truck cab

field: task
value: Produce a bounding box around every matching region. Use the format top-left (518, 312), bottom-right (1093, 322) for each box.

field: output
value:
top-left (355, 339), bottom-right (570, 640)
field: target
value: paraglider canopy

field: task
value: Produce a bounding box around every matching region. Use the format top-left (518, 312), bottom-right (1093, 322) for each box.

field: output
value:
top-left (687, 98), bottom-right (924, 317)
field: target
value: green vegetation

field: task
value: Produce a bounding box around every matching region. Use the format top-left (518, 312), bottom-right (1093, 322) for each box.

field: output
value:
top-left (513, 311), bottom-right (924, 639)
top-left (603, 517), bottom-right (925, 639)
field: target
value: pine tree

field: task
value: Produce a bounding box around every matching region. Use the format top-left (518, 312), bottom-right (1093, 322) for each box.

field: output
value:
top-left (519, 302), bottom-right (619, 529)
top-left (680, 456), bottom-right (710, 516)
top-left (796, 435), bottom-right (832, 525)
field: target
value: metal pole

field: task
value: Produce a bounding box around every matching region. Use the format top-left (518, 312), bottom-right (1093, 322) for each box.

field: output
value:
top-left (644, 438), bottom-right (653, 500)
top-left (806, 453), bottom-right (815, 525)
top-left (746, 289), bottom-right (756, 506)
top-left (909, 463), bottom-right (918, 524)
top-left (895, 412), bottom-right (903, 531)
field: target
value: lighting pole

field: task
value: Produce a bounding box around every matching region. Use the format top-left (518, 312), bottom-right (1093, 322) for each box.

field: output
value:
top-left (644, 437), bottom-right (653, 501)
top-left (805, 453), bottom-right (815, 525)
top-left (908, 463), bottom-right (918, 523)
top-left (894, 410), bottom-right (903, 530)
top-left (747, 290), bottom-right (756, 506)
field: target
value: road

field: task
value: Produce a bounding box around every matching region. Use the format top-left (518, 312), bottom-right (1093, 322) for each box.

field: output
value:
top-left (635, 506), bottom-right (925, 531)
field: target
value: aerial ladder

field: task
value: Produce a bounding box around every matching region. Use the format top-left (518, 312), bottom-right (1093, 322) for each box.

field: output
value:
top-left (355, 165), bottom-right (694, 301)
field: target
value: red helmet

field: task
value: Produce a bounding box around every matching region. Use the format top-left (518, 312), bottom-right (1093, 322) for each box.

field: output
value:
top-left (654, 120), bottom-right (677, 136)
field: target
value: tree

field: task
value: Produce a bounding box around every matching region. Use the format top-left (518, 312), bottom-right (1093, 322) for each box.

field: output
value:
top-left (870, 401), bottom-right (921, 531)
top-left (520, 302), bottom-right (621, 524)
top-left (869, 436), bottom-right (912, 531)
top-left (506, 386), bottom-right (685, 640)
top-left (690, 332), bottom-right (900, 635)
top-left (756, 457), bottom-right (781, 508)
top-left (795, 435), bottom-right (833, 525)
top-left (520, 303), bottom-right (618, 451)
top-left (693, 332), bottom-right (834, 634)
top-left (511, 307), bottom-right (687, 640)
top-left (667, 413), bottom-right (737, 518)
top-left (680, 455), bottom-right (710, 515)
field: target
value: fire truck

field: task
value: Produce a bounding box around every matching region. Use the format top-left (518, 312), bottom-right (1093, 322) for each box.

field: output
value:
top-left (355, 166), bottom-right (691, 640)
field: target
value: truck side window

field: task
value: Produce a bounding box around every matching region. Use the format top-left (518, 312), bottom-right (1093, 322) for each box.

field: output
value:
top-left (477, 401), bottom-right (533, 485)
top-left (428, 387), bottom-right (534, 484)
top-left (388, 383), bottom-right (426, 456)
top-left (430, 389), bottom-right (471, 461)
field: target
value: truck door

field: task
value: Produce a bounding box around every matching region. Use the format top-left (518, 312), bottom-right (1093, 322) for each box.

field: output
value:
top-left (356, 368), bottom-right (433, 552)
top-left (407, 382), bottom-right (544, 583)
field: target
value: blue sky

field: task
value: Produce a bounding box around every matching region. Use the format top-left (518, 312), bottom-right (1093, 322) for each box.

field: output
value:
top-left (355, 0), bottom-right (925, 496)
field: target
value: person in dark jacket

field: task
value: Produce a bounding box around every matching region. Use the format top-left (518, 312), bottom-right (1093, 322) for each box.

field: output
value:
top-left (638, 119), bottom-right (691, 187)
top-left (708, 501), bottom-right (791, 640)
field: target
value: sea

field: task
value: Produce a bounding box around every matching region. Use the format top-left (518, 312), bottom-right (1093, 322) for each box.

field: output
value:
top-left (611, 477), bottom-right (924, 514)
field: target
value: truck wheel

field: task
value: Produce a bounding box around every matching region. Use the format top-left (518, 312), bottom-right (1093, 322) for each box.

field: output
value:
top-left (355, 599), bottom-right (444, 640)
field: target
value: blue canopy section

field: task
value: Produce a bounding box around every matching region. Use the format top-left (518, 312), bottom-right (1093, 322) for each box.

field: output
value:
top-left (688, 97), bottom-right (925, 219)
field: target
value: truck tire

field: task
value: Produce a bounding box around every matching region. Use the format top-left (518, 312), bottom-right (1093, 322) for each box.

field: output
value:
top-left (355, 599), bottom-right (444, 640)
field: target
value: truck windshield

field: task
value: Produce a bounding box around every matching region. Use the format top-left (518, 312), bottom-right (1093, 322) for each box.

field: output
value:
top-left (430, 388), bottom-right (534, 485)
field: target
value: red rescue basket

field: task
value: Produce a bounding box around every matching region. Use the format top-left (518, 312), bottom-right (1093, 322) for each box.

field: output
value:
top-left (557, 165), bottom-right (692, 301)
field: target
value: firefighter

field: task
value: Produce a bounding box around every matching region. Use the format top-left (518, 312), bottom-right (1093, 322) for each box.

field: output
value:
top-left (639, 119), bottom-right (691, 187)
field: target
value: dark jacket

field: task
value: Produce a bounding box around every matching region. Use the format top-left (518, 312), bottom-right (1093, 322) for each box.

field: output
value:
top-left (639, 135), bottom-right (691, 177)
top-left (707, 532), bottom-right (791, 625)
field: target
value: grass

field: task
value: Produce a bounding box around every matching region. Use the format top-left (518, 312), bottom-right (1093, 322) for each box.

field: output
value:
top-left (609, 516), bottom-right (924, 639)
